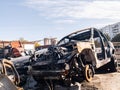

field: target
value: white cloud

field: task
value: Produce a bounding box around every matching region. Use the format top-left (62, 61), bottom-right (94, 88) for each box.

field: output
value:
top-left (23, 0), bottom-right (120, 24)
top-left (54, 19), bottom-right (76, 24)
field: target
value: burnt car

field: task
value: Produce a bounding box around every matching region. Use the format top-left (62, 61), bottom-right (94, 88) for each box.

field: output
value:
top-left (11, 56), bottom-right (30, 86)
top-left (0, 59), bottom-right (22, 90)
top-left (30, 28), bottom-right (117, 86)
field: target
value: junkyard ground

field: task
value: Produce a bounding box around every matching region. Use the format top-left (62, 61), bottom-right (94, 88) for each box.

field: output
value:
top-left (81, 71), bottom-right (120, 90)
top-left (25, 70), bottom-right (120, 90)
top-left (81, 55), bottom-right (120, 90)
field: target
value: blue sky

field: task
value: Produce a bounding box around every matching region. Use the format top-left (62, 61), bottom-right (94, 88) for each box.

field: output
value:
top-left (0, 0), bottom-right (120, 41)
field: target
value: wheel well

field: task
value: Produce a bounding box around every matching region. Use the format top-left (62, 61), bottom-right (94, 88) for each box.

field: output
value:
top-left (79, 49), bottom-right (96, 66)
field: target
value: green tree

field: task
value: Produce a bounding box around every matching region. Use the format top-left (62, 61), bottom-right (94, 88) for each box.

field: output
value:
top-left (112, 33), bottom-right (120, 42)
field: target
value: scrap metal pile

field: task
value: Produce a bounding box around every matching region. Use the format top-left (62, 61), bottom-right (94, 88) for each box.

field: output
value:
top-left (0, 28), bottom-right (117, 90)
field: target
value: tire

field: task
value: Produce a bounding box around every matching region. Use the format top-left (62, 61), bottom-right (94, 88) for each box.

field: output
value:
top-left (109, 56), bottom-right (117, 72)
top-left (84, 65), bottom-right (94, 82)
top-left (19, 75), bottom-right (28, 86)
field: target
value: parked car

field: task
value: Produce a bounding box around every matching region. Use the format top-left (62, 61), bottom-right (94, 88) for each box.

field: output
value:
top-left (30, 28), bottom-right (117, 86)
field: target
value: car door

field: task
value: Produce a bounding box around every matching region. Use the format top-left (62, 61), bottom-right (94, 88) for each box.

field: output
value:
top-left (94, 30), bottom-right (107, 60)
top-left (1, 59), bottom-right (20, 85)
top-left (99, 32), bottom-right (111, 58)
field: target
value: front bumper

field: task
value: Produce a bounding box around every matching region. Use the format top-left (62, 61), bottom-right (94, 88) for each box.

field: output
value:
top-left (31, 69), bottom-right (67, 79)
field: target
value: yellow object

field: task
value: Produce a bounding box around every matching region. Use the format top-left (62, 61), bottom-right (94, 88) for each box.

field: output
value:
top-left (34, 42), bottom-right (41, 47)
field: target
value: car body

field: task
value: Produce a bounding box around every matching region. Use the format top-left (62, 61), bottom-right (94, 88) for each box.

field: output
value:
top-left (0, 59), bottom-right (22, 90)
top-left (30, 28), bottom-right (117, 86)
top-left (11, 56), bottom-right (30, 86)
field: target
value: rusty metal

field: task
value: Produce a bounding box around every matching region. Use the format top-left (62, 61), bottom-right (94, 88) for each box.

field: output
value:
top-left (0, 59), bottom-right (22, 90)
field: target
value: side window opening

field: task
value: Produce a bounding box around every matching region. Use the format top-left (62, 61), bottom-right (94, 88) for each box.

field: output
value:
top-left (98, 31), bottom-right (109, 48)
top-left (5, 65), bottom-right (15, 82)
top-left (94, 37), bottom-right (104, 60)
top-left (94, 30), bottom-right (106, 60)
top-left (94, 37), bottom-right (102, 48)
top-left (6, 66), bottom-right (14, 76)
top-left (100, 32), bottom-right (111, 58)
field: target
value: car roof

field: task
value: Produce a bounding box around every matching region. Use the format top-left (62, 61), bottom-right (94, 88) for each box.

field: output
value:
top-left (57, 27), bottom-right (99, 45)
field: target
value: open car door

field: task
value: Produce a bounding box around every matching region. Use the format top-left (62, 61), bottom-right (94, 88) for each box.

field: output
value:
top-left (0, 59), bottom-right (22, 90)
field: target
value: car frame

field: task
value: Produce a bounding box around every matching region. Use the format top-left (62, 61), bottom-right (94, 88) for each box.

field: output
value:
top-left (31, 28), bottom-right (117, 86)
top-left (0, 59), bottom-right (21, 90)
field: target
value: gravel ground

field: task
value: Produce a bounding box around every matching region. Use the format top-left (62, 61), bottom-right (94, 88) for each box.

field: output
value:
top-left (24, 71), bottom-right (120, 90)
top-left (81, 54), bottom-right (120, 90)
top-left (81, 71), bottom-right (120, 90)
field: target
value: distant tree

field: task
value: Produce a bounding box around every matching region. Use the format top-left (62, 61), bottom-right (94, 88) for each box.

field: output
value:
top-left (112, 33), bottom-right (120, 42)
top-left (19, 37), bottom-right (28, 42)
top-left (104, 33), bottom-right (111, 41)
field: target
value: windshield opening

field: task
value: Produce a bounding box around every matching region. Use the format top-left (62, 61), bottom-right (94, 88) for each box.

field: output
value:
top-left (58, 29), bottom-right (91, 46)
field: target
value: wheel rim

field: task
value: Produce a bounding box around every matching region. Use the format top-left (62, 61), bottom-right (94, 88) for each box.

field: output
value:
top-left (85, 65), bottom-right (93, 82)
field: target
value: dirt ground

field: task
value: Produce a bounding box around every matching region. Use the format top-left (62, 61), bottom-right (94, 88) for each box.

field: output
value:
top-left (25, 71), bottom-right (120, 90)
top-left (81, 54), bottom-right (120, 90)
top-left (82, 72), bottom-right (120, 90)
top-left (81, 69), bottom-right (120, 90)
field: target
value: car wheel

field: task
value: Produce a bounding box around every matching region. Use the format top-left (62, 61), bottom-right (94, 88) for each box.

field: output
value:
top-left (84, 65), bottom-right (94, 82)
top-left (109, 56), bottom-right (117, 72)
top-left (19, 75), bottom-right (28, 86)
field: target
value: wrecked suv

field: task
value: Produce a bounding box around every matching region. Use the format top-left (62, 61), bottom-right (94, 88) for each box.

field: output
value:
top-left (31, 28), bottom-right (117, 85)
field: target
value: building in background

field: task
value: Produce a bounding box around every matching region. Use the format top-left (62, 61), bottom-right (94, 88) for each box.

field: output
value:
top-left (44, 38), bottom-right (57, 45)
top-left (101, 22), bottom-right (120, 39)
top-left (35, 38), bottom-right (57, 50)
